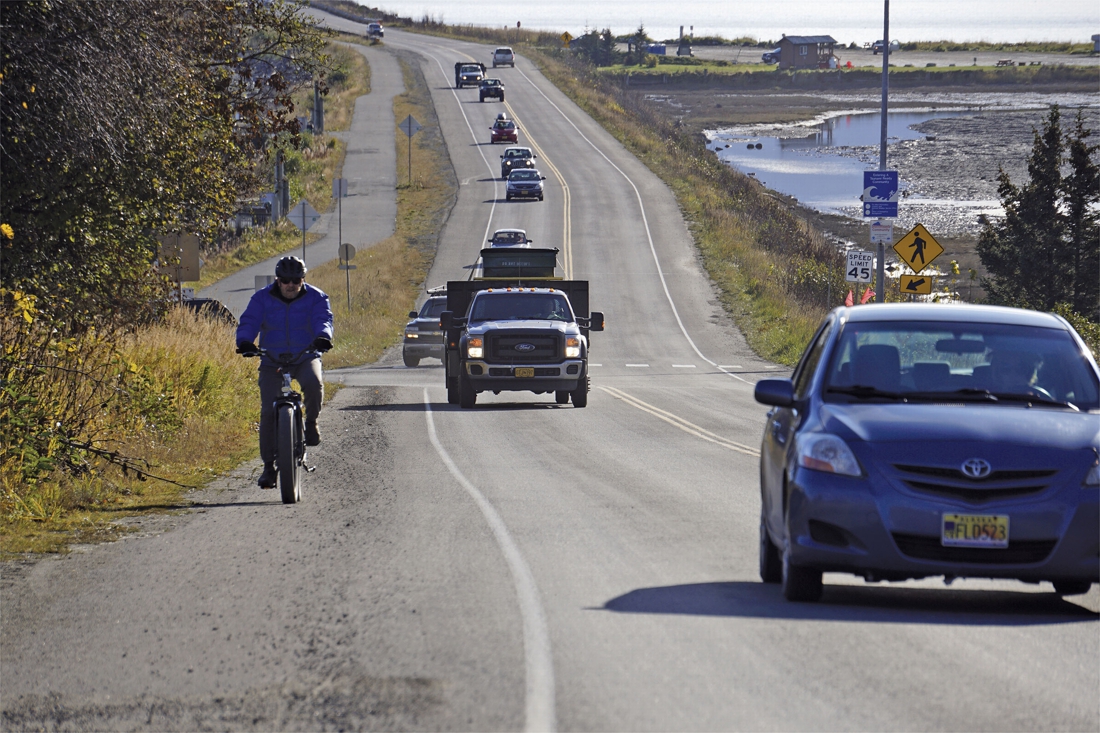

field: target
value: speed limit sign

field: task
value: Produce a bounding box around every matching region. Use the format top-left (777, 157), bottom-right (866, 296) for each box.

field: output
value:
top-left (846, 250), bottom-right (874, 282)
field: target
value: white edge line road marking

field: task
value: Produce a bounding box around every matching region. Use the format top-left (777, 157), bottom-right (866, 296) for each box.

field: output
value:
top-left (601, 386), bottom-right (761, 457)
top-left (424, 389), bottom-right (556, 733)
top-left (514, 66), bottom-right (758, 386)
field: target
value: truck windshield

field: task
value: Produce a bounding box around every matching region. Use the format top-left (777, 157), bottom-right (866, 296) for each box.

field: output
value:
top-left (470, 294), bottom-right (573, 322)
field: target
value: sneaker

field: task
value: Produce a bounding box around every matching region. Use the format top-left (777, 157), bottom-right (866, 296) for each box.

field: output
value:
top-left (257, 465), bottom-right (277, 488)
top-left (305, 422), bottom-right (320, 446)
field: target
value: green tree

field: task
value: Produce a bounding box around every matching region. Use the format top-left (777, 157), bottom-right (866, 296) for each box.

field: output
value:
top-left (977, 106), bottom-right (1100, 321)
top-left (1, 0), bottom-right (331, 329)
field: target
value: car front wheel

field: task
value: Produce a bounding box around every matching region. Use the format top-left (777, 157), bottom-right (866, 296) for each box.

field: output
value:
top-left (781, 540), bottom-right (823, 602)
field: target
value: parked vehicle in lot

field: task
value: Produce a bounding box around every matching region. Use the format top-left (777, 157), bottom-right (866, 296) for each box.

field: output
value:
top-left (493, 47), bottom-right (515, 67)
top-left (403, 294), bottom-right (448, 367)
top-left (454, 61), bottom-right (486, 88)
top-left (488, 228), bottom-right (532, 247)
top-left (490, 114), bottom-right (517, 144)
top-left (366, 22), bottom-right (384, 38)
top-left (754, 303), bottom-right (1099, 602)
top-left (871, 39), bottom-right (900, 54)
top-left (761, 48), bottom-right (780, 64)
top-left (500, 146), bottom-right (536, 178)
top-left (506, 169), bottom-right (546, 201)
top-left (479, 78), bottom-right (505, 102)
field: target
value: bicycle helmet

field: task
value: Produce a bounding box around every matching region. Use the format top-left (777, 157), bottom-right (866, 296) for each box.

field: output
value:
top-left (275, 256), bottom-right (307, 279)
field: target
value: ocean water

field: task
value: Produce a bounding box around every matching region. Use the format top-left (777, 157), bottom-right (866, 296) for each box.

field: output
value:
top-left (369, 0), bottom-right (1099, 45)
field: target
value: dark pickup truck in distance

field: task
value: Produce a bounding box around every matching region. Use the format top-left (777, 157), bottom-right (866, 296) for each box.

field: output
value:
top-left (440, 248), bottom-right (604, 408)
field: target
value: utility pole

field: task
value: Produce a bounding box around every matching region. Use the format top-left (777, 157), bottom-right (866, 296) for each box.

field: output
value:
top-left (876, 0), bottom-right (890, 303)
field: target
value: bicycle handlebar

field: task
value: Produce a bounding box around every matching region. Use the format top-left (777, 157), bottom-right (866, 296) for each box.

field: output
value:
top-left (237, 346), bottom-right (315, 367)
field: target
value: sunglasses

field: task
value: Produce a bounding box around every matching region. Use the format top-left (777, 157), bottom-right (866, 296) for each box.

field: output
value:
top-left (278, 277), bottom-right (302, 285)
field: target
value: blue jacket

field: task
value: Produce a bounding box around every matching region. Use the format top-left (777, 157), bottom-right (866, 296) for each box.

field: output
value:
top-left (237, 283), bottom-right (333, 367)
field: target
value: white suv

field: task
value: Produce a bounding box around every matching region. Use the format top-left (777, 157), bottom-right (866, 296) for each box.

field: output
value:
top-left (493, 47), bottom-right (515, 68)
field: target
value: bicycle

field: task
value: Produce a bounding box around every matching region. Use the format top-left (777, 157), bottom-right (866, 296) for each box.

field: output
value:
top-left (238, 346), bottom-right (314, 504)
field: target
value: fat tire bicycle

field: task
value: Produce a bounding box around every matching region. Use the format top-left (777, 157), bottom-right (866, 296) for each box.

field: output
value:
top-left (238, 346), bottom-right (314, 504)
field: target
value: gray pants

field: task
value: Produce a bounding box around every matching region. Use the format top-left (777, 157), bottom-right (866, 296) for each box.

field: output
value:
top-left (258, 358), bottom-right (323, 466)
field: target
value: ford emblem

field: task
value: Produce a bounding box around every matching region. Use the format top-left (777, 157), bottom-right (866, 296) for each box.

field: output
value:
top-left (515, 343), bottom-right (536, 352)
top-left (960, 458), bottom-right (992, 479)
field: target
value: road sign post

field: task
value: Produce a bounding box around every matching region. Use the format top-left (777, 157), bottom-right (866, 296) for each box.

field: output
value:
top-left (399, 115), bottom-right (422, 186)
top-left (288, 200), bottom-right (321, 262)
top-left (338, 243), bottom-right (356, 311)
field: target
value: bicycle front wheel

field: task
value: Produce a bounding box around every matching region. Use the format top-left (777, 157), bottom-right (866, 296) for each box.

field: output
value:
top-left (276, 404), bottom-right (301, 504)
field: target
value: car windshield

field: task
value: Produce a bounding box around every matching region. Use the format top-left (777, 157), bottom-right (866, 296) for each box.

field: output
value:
top-left (494, 120), bottom-right (514, 129)
top-left (505, 149), bottom-right (530, 159)
top-left (822, 320), bottom-right (1099, 409)
top-left (461, 65), bottom-right (480, 72)
top-left (469, 294), bottom-right (572, 322)
top-left (483, 80), bottom-right (501, 87)
top-left (509, 170), bottom-right (539, 181)
top-left (491, 231), bottom-right (527, 244)
top-left (420, 299), bottom-right (447, 318)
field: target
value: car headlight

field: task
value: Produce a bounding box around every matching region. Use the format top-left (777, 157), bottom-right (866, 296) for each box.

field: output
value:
top-left (565, 337), bottom-right (581, 358)
top-left (404, 330), bottom-right (418, 339)
top-left (796, 433), bottom-right (861, 477)
top-left (467, 337), bottom-right (483, 359)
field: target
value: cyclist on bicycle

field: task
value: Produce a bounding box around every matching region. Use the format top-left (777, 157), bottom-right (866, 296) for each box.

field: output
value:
top-left (236, 256), bottom-right (333, 488)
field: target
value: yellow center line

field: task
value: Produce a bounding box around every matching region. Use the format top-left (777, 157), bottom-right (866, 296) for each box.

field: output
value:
top-left (600, 386), bottom-right (761, 457)
top-left (503, 99), bottom-right (572, 279)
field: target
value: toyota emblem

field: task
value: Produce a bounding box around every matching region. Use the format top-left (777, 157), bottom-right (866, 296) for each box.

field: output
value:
top-left (961, 458), bottom-right (992, 479)
top-left (515, 343), bottom-right (536, 352)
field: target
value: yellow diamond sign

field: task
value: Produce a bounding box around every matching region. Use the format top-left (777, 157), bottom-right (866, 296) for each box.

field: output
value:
top-left (893, 224), bottom-right (943, 275)
top-left (561, 32), bottom-right (573, 47)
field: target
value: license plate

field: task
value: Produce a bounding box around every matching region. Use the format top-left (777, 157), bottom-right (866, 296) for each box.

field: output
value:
top-left (514, 367), bottom-right (535, 378)
top-left (942, 513), bottom-right (1009, 548)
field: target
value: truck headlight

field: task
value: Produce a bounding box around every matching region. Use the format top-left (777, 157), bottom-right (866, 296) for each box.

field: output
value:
top-left (467, 337), bottom-right (483, 359)
top-left (404, 330), bottom-right (418, 340)
top-left (565, 337), bottom-right (581, 358)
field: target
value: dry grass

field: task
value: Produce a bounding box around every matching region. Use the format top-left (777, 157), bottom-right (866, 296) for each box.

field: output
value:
top-left (2, 309), bottom-right (260, 556)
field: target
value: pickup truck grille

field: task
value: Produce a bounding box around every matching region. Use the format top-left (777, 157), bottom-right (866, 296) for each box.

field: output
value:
top-left (487, 333), bottom-right (559, 363)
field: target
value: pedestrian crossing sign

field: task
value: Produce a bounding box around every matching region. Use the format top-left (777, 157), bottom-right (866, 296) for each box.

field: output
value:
top-left (893, 224), bottom-right (943, 275)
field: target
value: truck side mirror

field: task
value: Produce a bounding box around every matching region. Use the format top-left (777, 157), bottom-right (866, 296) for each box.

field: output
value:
top-left (589, 311), bottom-right (604, 332)
top-left (440, 311), bottom-right (453, 330)
top-left (408, 311), bottom-right (418, 319)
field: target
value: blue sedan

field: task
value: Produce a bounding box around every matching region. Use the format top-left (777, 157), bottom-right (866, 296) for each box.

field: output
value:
top-left (754, 304), bottom-right (1099, 602)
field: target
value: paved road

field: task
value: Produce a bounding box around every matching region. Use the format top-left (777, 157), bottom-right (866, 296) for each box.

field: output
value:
top-left (3, 13), bottom-right (1097, 733)
top-left (198, 41), bottom-right (400, 318)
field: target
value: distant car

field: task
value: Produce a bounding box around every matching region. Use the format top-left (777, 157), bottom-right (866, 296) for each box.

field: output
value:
top-left (493, 47), bottom-right (515, 67)
top-left (871, 39), bottom-right (899, 54)
top-left (403, 295), bottom-right (448, 367)
top-left (487, 228), bottom-right (532, 247)
top-left (754, 303), bottom-right (1100, 602)
top-left (761, 48), bottom-right (780, 64)
top-left (479, 78), bottom-right (505, 103)
top-left (490, 117), bottom-right (517, 144)
top-left (366, 22), bottom-right (383, 38)
top-left (506, 168), bottom-right (546, 201)
top-left (499, 146), bottom-right (536, 178)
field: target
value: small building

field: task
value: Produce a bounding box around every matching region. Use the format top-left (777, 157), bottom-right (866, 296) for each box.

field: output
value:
top-left (777, 35), bottom-right (838, 70)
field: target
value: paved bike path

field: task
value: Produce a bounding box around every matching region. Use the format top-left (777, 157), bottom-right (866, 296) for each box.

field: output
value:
top-left (199, 42), bottom-right (400, 318)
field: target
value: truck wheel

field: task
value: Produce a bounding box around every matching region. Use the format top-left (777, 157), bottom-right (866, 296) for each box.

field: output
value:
top-left (570, 376), bottom-right (589, 408)
top-left (459, 375), bottom-right (477, 408)
top-left (555, 391), bottom-right (570, 404)
top-left (500, 93), bottom-right (505, 101)
top-left (403, 352), bottom-right (420, 368)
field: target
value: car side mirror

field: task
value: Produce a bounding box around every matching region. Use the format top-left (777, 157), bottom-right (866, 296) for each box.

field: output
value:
top-left (500, 155), bottom-right (504, 159)
top-left (754, 378), bottom-right (794, 407)
top-left (541, 176), bottom-right (547, 180)
top-left (408, 311), bottom-right (418, 319)
top-left (440, 311), bottom-right (453, 330)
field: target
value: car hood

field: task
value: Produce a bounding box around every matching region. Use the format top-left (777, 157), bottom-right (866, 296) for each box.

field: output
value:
top-left (468, 320), bottom-right (575, 334)
top-left (820, 402), bottom-right (1100, 451)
